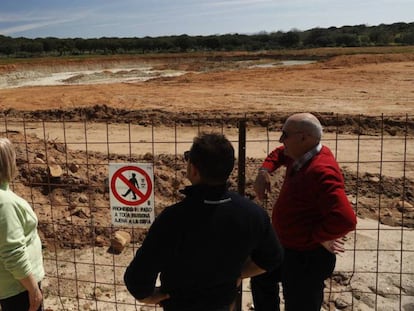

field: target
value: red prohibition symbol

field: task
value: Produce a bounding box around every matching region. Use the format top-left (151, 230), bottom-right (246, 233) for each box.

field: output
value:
top-left (111, 166), bottom-right (152, 206)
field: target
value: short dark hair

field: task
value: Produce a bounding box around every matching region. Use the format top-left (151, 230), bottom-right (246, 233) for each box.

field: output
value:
top-left (188, 132), bottom-right (235, 185)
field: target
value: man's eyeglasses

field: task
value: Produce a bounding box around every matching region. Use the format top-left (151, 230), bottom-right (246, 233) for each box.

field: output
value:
top-left (184, 150), bottom-right (190, 162)
top-left (280, 130), bottom-right (303, 140)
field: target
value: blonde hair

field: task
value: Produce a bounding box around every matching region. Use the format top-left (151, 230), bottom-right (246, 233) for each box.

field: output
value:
top-left (0, 138), bottom-right (17, 184)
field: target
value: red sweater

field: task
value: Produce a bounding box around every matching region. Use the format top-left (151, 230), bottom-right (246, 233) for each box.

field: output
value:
top-left (262, 145), bottom-right (357, 251)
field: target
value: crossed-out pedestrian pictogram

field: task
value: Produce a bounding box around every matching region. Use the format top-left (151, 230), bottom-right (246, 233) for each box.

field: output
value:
top-left (111, 166), bottom-right (152, 206)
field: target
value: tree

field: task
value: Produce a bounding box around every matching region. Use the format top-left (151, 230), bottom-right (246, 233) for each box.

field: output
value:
top-left (303, 28), bottom-right (334, 47)
top-left (0, 22), bottom-right (412, 57)
top-left (335, 34), bottom-right (359, 47)
top-left (174, 35), bottom-right (191, 52)
top-left (279, 31), bottom-right (300, 48)
top-left (200, 36), bottom-right (221, 50)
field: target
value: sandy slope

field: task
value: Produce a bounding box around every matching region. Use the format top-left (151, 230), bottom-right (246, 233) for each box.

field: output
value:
top-left (0, 52), bottom-right (413, 115)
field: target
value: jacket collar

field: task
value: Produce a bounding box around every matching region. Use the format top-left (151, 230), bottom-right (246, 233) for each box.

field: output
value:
top-left (180, 183), bottom-right (229, 201)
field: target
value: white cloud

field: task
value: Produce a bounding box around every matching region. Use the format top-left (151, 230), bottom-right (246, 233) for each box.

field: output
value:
top-left (0, 0), bottom-right (412, 38)
top-left (0, 9), bottom-right (92, 36)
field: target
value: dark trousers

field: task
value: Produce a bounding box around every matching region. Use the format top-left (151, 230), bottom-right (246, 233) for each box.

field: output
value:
top-left (251, 268), bottom-right (281, 311)
top-left (0, 283), bottom-right (43, 311)
top-left (251, 247), bottom-right (336, 311)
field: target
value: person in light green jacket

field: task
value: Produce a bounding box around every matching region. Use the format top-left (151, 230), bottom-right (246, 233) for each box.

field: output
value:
top-left (0, 138), bottom-right (44, 311)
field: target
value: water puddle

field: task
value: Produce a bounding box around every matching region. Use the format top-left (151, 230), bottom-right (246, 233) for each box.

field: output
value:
top-left (0, 66), bottom-right (186, 89)
top-left (249, 60), bottom-right (315, 68)
top-left (0, 60), bottom-right (315, 89)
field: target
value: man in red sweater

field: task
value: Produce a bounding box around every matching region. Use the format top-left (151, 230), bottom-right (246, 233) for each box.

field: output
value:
top-left (251, 113), bottom-right (357, 311)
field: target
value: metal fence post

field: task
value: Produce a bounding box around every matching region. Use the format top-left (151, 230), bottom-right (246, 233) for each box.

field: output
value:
top-left (236, 118), bottom-right (247, 311)
top-left (238, 118), bottom-right (246, 196)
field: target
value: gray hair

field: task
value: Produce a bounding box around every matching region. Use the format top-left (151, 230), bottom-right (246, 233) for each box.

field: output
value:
top-left (0, 138), bottom-right (17, 184)
top-left (288, 113), bottom-right (323, 141)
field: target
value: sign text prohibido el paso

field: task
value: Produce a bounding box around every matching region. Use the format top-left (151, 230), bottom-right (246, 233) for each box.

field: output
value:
top-left (109, 163), bottom-right (155, 227)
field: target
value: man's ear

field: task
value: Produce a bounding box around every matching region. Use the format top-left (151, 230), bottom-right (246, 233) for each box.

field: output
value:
top-left (189, 162), bottom-right (201, 184)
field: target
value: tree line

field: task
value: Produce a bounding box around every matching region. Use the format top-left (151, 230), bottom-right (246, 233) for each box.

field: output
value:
top-left (0, 22), bottom-right (413, 57)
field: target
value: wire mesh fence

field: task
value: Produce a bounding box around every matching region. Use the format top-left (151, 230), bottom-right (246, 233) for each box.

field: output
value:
top-left (1, 113), bottom-right (413, 311)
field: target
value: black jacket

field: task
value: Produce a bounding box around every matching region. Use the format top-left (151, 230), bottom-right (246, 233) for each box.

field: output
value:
top-left (124, 183), bottom-right (283, 311)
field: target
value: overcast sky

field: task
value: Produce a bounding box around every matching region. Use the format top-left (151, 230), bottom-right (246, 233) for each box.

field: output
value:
top-left (0, 0), bottom-right (412, 39)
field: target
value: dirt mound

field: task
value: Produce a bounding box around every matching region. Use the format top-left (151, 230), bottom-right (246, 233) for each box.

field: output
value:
top-left (5, 129), bottom-right (413, 250)
top-left (320, 53), bottom-right (414, 67)
top-left (3, 106), bottom-right (413, 137)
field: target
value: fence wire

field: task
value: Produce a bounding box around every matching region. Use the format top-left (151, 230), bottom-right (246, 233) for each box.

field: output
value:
top-left (1, 113), bottom-right (413, 311)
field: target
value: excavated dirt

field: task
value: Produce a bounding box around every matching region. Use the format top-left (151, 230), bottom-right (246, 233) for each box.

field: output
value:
top-left (0, 50), bottom-right (413, 249)
top-left (1, 49), bottom-right (413, 311)
top-left (1, 50), bottom-right (414, 116)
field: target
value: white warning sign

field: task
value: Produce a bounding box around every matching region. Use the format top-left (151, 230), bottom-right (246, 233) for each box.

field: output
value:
top-left (109, 163), bottom-right (155, 227)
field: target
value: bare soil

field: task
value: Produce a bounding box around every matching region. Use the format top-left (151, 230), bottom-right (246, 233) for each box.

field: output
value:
top-left (1, 49), bottom-right (413, 245)
top-left (1, 50), bottom-right (414, 116)
top-left (1, 49), bottom-right (413, 310)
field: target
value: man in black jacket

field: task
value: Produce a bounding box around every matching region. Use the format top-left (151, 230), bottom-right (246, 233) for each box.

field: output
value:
top-left (124, 132), bottom-right (283, 311)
